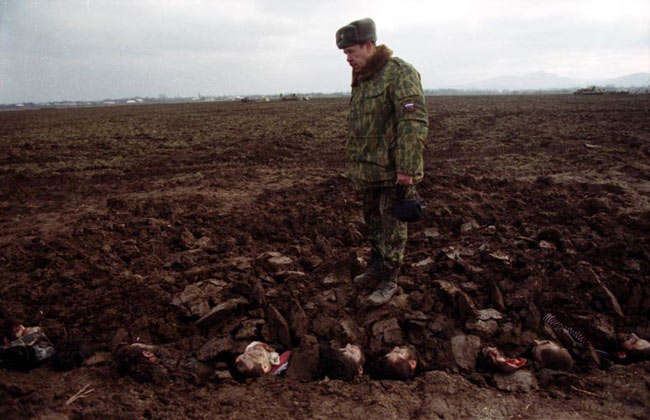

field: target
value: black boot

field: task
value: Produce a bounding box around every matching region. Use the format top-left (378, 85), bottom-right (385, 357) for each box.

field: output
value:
top-left (353, 250), bottom-right (383, 288)
top-left (367, 262), bottom-right (399, 306)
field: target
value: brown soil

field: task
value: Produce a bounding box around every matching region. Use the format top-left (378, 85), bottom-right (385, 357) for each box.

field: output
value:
top-left (1, 95), bottom-right (649, 420)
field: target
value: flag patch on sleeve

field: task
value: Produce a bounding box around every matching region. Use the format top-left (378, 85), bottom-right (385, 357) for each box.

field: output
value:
top-left (403, 102), bottom-right (415, 112)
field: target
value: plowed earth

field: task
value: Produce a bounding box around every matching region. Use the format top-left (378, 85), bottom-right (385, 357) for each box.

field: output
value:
top-left (1, 95), bottom-right (649, 419)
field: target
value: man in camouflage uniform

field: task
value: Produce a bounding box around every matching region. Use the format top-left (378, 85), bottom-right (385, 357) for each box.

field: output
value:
top-left (336, 18), bottom-right (428, 306)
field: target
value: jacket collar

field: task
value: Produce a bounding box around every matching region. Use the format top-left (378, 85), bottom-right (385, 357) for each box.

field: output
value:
top-left (352, 44), bottom-right (393, 87)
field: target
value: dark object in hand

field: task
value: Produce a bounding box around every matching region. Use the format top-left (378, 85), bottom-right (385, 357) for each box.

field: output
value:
top-left (393, 188), bottom-right (424, 223)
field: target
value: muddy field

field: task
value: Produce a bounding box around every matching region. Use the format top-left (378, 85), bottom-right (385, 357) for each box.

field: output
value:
top-left (1, 95), bottom-right (649, 419)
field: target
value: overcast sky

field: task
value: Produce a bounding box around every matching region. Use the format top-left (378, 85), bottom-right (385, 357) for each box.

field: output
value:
top-left (1, 0), bottom-right (648, 103)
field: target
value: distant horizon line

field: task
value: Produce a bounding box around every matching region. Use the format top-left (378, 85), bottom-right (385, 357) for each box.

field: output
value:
top-left (4, 86), bottom-right (650, 108)
top-left (3, 70), bottom-right (649, 106)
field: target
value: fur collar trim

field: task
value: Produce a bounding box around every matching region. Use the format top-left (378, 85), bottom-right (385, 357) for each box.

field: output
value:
top-left (352, 44), bottom-right (393, 87)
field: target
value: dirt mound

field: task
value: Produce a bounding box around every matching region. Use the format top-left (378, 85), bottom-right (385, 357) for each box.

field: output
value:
top-left (1, 96), bottom-right (649, 419)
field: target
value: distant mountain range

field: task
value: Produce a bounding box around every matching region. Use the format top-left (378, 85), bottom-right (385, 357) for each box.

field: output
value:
top-left (456, 71), bottom-right (650, 91)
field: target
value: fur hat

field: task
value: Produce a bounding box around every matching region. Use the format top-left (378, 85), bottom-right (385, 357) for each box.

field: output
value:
top-left (336, 18), bottom-right (376, 49)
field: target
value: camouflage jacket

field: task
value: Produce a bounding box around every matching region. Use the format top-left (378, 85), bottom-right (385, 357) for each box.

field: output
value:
top-left (345, 45), bottom-right (428, 188)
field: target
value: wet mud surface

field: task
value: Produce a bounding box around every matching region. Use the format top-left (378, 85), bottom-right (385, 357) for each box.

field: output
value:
top-left (1, 95), bottom-right (649, 419)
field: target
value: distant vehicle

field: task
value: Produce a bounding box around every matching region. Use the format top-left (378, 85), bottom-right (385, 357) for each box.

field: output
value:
top-left (573, 86), bottom-right (605, 95)
top-left (280, 93), bottom-right (310, 101)
top-left (281, 93), bottom-right (300, 101)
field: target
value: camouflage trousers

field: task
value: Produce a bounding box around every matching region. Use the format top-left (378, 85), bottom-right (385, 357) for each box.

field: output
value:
top-left (362, 185), bottom-right (415, 267)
